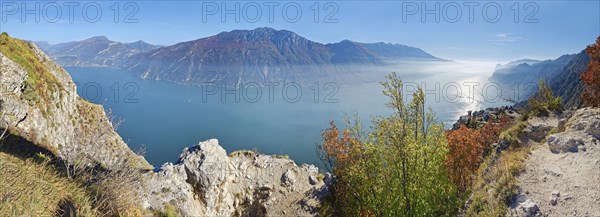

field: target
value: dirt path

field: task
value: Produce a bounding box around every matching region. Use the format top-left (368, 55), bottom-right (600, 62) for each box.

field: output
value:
top-left (510, 109), bottom-right (600, 217)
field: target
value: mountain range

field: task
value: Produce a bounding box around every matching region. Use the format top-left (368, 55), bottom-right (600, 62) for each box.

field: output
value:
top-left (488, 54), bottom-right (577, 101)
top-left (35, 27), bottom-right (444, 85)
top-left (33, 36), bottom-right (163, 67)
top-left (489, 51), bottom-right (589, 107)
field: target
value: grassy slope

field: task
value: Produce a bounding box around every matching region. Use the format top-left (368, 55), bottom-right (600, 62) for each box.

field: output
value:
top-left (466, 145), bottom-right (530, 216)
top-left (0, 151), bottom-right (98, 216)
top-left (0, 33), bottom-right (166, 216)
top-left (0, 32), bottom-right (98, 216)
top-left (0, 32), bottom-right (63, 115)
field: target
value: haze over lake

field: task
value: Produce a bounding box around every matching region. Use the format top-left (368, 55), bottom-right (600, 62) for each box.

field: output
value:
top-left (67, 64), bottom-right (509, 167)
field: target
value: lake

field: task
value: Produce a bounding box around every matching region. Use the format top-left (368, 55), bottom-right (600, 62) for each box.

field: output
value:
top-left (66, 65), bottom-right (509, 168)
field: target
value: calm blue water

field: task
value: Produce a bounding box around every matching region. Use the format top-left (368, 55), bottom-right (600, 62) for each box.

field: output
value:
top-left (66, 67), bottom-right (508, 167)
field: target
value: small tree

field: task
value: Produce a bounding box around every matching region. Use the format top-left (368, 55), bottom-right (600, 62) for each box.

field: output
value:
top-left (318, 73), bottom-right (459, 216)
top-left (581, 36), bottom-right (600, 107)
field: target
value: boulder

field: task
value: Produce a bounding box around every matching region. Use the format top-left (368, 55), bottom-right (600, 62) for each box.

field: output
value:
top-left (568, 108), bottom-right (600, 139)
top-left (309, 175), bottom-right (318, 185)
top-left (281, 169), bottom-right (297, 190)
top-left (521, 199), bottom-right (540, 217)
top-left (178, 139), bottom-right (233, 216)
top-left (547, 132), bottom-right (586, 153)
top-left (515, 199), bottom-right (541, 217)
top-left (140, 163), bottom-right (202, 216)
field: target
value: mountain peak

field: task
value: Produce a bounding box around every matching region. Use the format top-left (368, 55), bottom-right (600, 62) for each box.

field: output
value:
top-left (252, 27), bottom-right (278, 32)
top-left (223, 27), bottom-right (299, 38)
top-left (84, 36), bottom-right (110, 42)
top-left (339, 39), bottom-right (356, 44)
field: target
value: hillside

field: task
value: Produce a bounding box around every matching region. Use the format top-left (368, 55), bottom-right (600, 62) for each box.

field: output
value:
top-left (0, 33), bottom-right (150, 170)
top-left (549, 50), bottom-right (591, 108)
top-left (489, 54), bottom-right (575, 101)
top-left (123, 27), bottom-right (443, 85)
top-left (33, 37), bottom-right (162, 67)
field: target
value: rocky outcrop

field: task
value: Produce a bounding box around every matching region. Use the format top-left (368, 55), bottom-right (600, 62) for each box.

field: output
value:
top-left (452, 106), bottom-right (519, 130)
top-left (141, 139), bottom-right (329, 216)
top-left (547, 132), bottom-right (586, 153)
top-left (547, 108), bottom-right (599, 153)
top-left (511, 108), bottom-right (600, 217)
top-left (0, 38), bottom-right (150, 170)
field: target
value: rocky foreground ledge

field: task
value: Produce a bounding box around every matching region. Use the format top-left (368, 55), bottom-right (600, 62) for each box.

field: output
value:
top-left (140, 139), bottom-right (331, 216)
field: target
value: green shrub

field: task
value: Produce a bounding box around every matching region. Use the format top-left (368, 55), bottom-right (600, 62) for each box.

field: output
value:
top-left (527, 79), bottom-right (562, 116)
top-left (499, 121), bottom-right (528, 146)
top-left (155, 204), bottom-right (179, 217)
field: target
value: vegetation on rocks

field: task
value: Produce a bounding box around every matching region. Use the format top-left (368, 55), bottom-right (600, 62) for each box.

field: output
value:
top-left (465, 146), bottom-right (530, 216)
top-left (499, 121), bottom-right (529, 146)
top-left (0, 33), bottom-right (62, 110)
top-left (445, 118), bottom-right (509, 193)
top-left (0, 135), bottom-right (152, 217)
top-left (527, 79), bottom-right (563, 116)
top-left (465, 78), bottom-right (565, 216)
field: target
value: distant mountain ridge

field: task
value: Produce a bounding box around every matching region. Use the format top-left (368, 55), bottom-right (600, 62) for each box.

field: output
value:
top-left (122, 27), bottom-right (444, 85)
top-left (488, 50), bottom-right (590, 108)
top-left (489, 54), bottom-right (576, 101)
top-left (494, 59), bottom-right (541, 71)
top-left (549, 50), bottom-right (590, 108)
top-left (33, 37), bottom-right (163, 67)
top-left (37, 27), bottom-right (444, 85)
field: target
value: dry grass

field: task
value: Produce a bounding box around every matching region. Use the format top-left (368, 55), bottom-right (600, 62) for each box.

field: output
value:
top-left (499, 121), bottom-right (529, 146)
top-left (85, 165), bottom-right (147, 216)
top-left (0, 151), bottom-right (98, 216)
top-left (0, 134), bottom-right (150, 217)
top-left (465, 146), bottom-right (530, 217)
top-left (229, 149), bottom-right (257, 158)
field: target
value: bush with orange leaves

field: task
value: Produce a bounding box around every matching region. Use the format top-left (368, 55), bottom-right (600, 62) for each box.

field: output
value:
top-left (445, 118), bottom-right (509, 193)
top-left (317, 120), bottom-right (362, 173)
top-left (581, 36), bottom-right (600, 107)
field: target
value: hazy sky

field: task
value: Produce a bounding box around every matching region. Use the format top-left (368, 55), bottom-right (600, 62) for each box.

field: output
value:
top-left (1, 1), bottom-right (598, 61)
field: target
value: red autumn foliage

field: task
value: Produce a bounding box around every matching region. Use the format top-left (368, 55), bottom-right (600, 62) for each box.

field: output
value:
top-left (317, 121), bottom-right (361, 172)
top-left (581, 36), bottom-right (600, 107)
top-left (444, 118), bottom-right (508, 192)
